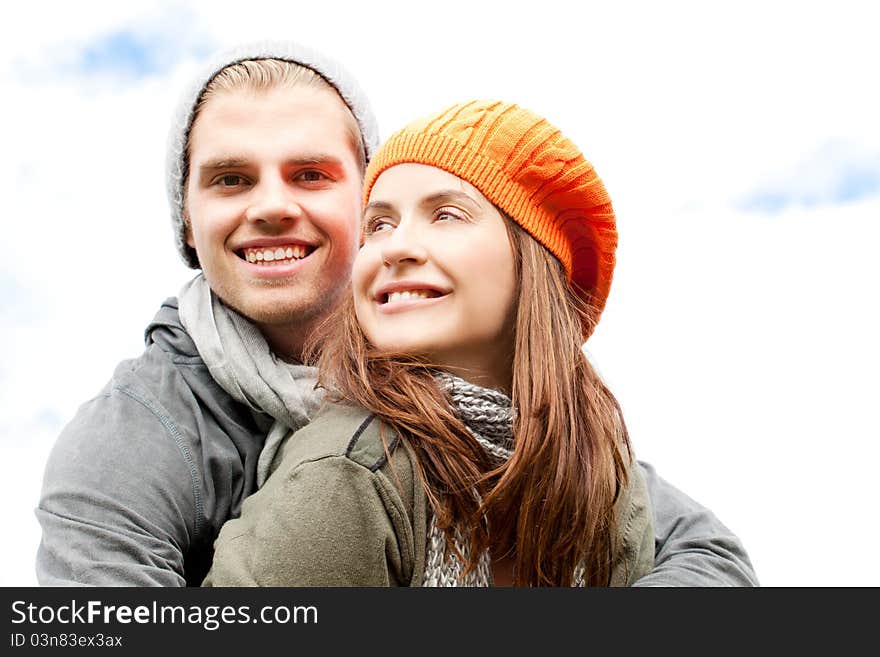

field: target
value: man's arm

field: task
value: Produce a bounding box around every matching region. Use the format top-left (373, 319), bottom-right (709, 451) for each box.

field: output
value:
top-left (634, 460), bottom-right (759, 586)
top-left (35, 387), bottom-right (199, 586)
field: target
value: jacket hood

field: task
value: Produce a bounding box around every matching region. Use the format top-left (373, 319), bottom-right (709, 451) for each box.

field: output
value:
top-left (144, 297), bottom-right (199, 358)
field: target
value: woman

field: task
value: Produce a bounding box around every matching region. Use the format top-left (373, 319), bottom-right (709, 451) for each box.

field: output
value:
top-left (203, 100), bottom-right (654, 587)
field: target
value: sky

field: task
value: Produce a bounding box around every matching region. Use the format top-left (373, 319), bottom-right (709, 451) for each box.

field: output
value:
top-left (1, 0), bottom-right (878, 586)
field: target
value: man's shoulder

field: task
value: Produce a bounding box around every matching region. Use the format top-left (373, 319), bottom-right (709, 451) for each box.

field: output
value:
top-left (40, 294), bottom-right (266, 550)
top-left (96, 299), bottom-right (210, 413)
top-left (63, 296), bottom-right (255, 453)
top-left (142, 296), bottom-right (200, 362)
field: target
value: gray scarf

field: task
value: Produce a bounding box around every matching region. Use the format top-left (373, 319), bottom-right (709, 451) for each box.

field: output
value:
top-left (177, 274), bottom-right (324, 485)
top-left (423, 373), bottom-right (587, 587)
top-left (422, 374), bottom-right (512, 587)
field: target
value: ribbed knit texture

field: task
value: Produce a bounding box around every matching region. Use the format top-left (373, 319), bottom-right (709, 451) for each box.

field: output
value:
top-left (166, 39), bottom-right (380, 269)
top-left (423, 374), bottom-right (586, 587)
top-left (363, 100), bottom-right (617, 337)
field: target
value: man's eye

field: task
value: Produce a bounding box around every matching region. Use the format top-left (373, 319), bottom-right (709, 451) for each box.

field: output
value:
top-left (217, 175), bottom-right (244, 186)
top-left (299, 170), bottom-right (326, 182)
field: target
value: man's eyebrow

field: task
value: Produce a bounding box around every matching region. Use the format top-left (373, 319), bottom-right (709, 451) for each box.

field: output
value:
top-left (196, 154), bottom-right (346, 172)
top-left (197, 157), bottom-right (250, 172)
top-left (285, 153), bottom-right (345, 167)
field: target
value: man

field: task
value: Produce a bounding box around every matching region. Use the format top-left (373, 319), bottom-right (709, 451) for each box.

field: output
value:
top-left (35, 41), bottom-right (758, 587)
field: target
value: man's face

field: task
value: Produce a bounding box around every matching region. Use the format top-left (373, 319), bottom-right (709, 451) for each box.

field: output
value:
top-left (185, 85), bottom-right (362, 334)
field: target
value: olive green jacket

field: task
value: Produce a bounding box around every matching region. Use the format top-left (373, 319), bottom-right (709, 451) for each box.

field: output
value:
top-left (203, 401), bottom-right (653, 587)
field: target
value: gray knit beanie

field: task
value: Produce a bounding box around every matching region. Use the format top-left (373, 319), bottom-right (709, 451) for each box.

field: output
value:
top-left (165, 39), bottom-right (381, 269)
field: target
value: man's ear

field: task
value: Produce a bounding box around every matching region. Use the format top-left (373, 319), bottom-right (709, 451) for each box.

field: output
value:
top-left (184, 213), bottom-right (195, 248)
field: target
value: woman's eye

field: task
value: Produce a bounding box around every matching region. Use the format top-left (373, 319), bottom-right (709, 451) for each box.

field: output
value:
top-left (365, 218), bottom-right (393, 234)
top-left (299, 170), bottom-right (326, 182)
top-left (436, 209), bottom-right (464, 222)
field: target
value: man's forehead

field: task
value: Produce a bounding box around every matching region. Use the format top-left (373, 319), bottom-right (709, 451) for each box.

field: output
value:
top-left (193, 86), bottom-right (349, 133)
top-left (188, 87), bottom-right (361, 167)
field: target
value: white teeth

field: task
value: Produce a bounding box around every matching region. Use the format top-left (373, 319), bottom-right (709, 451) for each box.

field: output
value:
top-left (243, 245), bottom-right (310, 265)
top-left (387, 290), bottom-right (431, 303)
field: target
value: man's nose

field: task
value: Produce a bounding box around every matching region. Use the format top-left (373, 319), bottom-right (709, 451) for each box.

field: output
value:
top-left (245, 175), bottom-right (302, 225)
top-left (380, 221), bottom-right (428, 267)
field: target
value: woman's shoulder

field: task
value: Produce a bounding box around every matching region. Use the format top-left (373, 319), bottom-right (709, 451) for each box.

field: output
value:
top-left (610, 459), bottom-right (655, 585)
top-left (270, 399), bottom-right (407, 476)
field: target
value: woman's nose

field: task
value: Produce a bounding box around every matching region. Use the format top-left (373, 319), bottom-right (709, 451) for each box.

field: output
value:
top-left (380, 221), bottom-right (428, 267)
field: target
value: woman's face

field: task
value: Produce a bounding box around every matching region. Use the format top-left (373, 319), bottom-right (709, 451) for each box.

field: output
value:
top-left (353, 163), bottom-right (517, 390)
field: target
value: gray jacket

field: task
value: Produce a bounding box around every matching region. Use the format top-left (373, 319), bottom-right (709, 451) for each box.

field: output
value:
top-left (35, 299), bottom-right (758, 586)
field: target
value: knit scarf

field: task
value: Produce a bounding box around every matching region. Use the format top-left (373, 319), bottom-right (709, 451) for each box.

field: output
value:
top-left (423, 373), bottom-right (588, 587)
top-left (177, 274), bottom-right (324, 485)
top-left (422, 374), bottom-right (513, 587)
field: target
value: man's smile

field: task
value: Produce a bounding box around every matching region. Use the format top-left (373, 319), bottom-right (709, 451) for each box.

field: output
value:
top-left (239, 244), bottom-right (314, 265)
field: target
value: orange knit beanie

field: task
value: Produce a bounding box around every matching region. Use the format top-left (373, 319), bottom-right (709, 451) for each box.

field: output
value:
top-left (363, 100), bottom-right (617, 336)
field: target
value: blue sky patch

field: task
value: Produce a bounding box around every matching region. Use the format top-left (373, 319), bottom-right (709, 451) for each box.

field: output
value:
top-left (12, 5), bottom-right (214, 85)
top-left (833, 167), bottom-right (880, 204)
top-left (70, 27), bottom-right (214, 80)
top-left (78, 30), bottom-right (180, 78)
top-left (739, 142), bottom-right (880, 212)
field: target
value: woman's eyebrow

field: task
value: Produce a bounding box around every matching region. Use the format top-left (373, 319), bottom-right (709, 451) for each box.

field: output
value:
top-left (420, 190), bottom-right (481, 211)
top-left (364, 190), bottom-right (482, 214)
top-left (364, 200), bottom-right (394, 213)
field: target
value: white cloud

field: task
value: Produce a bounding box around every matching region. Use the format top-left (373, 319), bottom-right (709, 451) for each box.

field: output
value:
top-left (2, 0), bottom-right (878, 586)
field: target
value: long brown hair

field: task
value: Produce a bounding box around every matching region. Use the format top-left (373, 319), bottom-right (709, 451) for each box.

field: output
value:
top-left (308, 218), bottom-right (633, 586)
